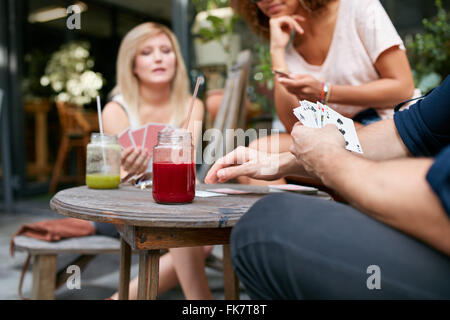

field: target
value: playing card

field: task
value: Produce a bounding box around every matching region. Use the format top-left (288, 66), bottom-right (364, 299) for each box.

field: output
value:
top-left (293, 107), bottom-right (308, 125)
top-left (319, 103), bottom-right (363, 154)
top-left (293, 102), bottom-right (316, 128)
top-left (131, 125), bottom-right (147, 147)
top-left (338, 117), bottom-right (363, 153)
top-left (269, 184), bottom-right (318, 194)
top-left (128, 129), bottom-right (136, 148)
top-left (293, 100), bottom-right (363, 154)
top-left (195, 190), bottom-right (227, 197)
top-left (118, 128), bottom-right (133, 149)
top-left (317, 103), bottom-right (325, 127)
top-left (143, 123), bottom-right (167, 157)
top-left (208, 188), bottom-right (252, 195)
top-left (300, 100), bottom-right (320, 128)
top-left (293, 105), bottom-right (316, 128)
top-left (141, 125), bottom-right (148, 148)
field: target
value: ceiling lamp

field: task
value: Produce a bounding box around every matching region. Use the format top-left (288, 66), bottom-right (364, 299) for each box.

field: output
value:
top-left (28, 1), bottom-right (87, 23)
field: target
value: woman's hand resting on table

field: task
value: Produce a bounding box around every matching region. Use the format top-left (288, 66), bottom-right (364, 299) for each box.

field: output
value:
top-left (121, 146), bottom-right (151, 176)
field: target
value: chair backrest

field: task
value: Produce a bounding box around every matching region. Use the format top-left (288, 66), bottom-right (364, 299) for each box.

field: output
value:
top-left (197, 50), bottom-right (252, 182)
top-left (56, 101), bottom-right (92, 136)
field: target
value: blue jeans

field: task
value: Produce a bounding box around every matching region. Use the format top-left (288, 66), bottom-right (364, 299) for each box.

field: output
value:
top-left (230, 193), bottom-right (450, 299)
top-left (353, 108), bottom-right (382, 125)
top-left (92, 222), bottom-right (119, 238)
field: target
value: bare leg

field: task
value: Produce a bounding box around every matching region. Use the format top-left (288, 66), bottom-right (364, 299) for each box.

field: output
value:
top-left (354, 121), bottom-right (364, 130)
top-left (238, 133), bottom-right (293, 186)
top-left (169, 246), bottom-right (214, 300)
top-left (110, 246), bottom-right (213, 300)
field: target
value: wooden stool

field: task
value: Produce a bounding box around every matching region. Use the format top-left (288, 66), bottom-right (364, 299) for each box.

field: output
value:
top-left (13, 235), bottom-right (120, 300)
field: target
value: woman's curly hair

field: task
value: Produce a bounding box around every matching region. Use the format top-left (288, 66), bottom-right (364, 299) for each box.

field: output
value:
top-left (229, 0), bottom-right (332, 40)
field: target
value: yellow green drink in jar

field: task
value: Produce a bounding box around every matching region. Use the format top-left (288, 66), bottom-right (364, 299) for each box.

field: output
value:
top-left (85, 173), bottom-right (120, 189)
top-left (86, 133), bottom-right (121, 189)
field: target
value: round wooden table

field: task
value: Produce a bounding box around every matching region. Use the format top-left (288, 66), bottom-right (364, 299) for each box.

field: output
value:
top-left (50, 183), bottom-right (271, 300)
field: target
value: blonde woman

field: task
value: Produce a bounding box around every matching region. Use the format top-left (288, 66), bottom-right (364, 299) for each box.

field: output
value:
top-left (99, 22), bottom-right (213, 300)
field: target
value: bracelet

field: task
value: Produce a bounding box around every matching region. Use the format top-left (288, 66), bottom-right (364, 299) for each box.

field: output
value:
top-left (324, 83), bottom-right (331, 104)
top-left (319, 82), bottom-right (326, 102)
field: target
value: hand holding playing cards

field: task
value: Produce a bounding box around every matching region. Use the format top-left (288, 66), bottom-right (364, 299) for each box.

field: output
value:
top-left (121, 146), bottom-right (151, 176)
top-left (205, 146), bottom-right (284, 184)
top-left (290, 123), bottom-right (346, 178)
top-left (269, 15), bottom-right (304, 50)
top-left (277, 74), bottom-right (322, 102)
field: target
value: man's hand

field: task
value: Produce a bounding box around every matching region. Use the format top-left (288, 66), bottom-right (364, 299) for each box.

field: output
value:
top-left (290, 122), bottom-right (347, 179)
top-left (204, 146), bottom-right (286, 184)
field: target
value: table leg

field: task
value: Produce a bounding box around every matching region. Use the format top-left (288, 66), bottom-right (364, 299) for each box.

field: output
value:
top-left (223, 244), bottom-right (240, 300)
top-left (137, 249), bottom-right (160, 300)
top-left (118, 237), bottom-right (131, 300)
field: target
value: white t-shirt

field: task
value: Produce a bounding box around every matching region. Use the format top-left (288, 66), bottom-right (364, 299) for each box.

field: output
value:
top-left (112, 94), bottom-right (141, 129)
top-left (285, 0), bottom-right (409, 119)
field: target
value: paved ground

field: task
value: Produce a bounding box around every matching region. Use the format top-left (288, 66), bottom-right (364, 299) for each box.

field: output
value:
top-left (0, 195), bottom-right (249, 300)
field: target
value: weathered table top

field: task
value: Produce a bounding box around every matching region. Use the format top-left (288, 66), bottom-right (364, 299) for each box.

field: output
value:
top-left (50, 184), bottom-right (271, 228)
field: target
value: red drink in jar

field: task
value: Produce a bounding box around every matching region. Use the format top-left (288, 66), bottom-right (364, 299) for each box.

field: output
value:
top-left (152, 162), bottom-right (195, 203)
top-left (152, 128), bottom-right (195, 204)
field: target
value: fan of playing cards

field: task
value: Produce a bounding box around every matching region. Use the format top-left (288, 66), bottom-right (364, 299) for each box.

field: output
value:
top-left (118, 123), bottom-right (168, 157)
top-left (293, 100), bottom-right (363, 154)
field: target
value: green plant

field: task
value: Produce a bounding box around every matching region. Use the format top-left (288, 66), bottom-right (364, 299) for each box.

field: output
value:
top-left (192, 0), bottom-right (238, 56)
top-left (196, 14), bottom-right (239, 54)
top-left (407, 0), bottom-right (450, 93)
top-left (248, 41), bottom-right (275, 115)
top-left (192, 0), bottom-right (229, 12)
top-left (253, 42), bottom-right (274, 91)
top-left (40, 41), bottom-right (104, 106)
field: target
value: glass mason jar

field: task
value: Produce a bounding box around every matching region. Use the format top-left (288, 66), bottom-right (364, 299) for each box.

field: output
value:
top-left (152, 129), bottom-right (195, 204)
top-left (86, 133), bottom-right (121, 189)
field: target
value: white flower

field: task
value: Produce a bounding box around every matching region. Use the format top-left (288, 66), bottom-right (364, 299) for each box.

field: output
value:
top-left (40, 76), bottom-right (50, 86)
top-left (52, 81), bottom-right (63, 92)
top-left (67, 78), bottom-right (82, 96)
top-left (80, 71), bottom-right (102, 90)
top-left (56, 92), bottom-right (70, 102)
top-left (74, 96), bottom-right (89, 105)
top-left (254, 72), bottom-right (263, 81)
top-left (74, 47), bottom-right (89, 59)
top-left (75, 62), bottom-right (84, 72)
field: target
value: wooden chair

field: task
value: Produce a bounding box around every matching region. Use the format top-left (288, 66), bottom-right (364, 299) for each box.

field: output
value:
top-left (49, 101), bottom-right (98, 193)
top-left (197, 50), bottom-right (252, 182)
top-left (25, 99), bottom-right (52, 182)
